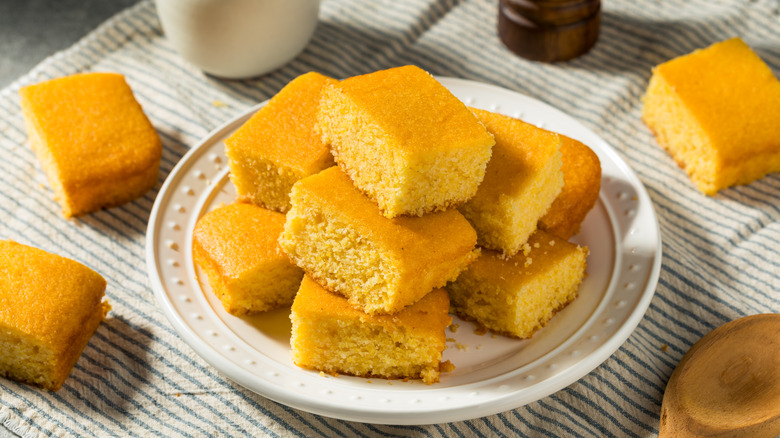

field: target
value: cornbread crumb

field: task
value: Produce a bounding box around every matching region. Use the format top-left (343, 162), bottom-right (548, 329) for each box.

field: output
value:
top-left (279, 166), bottom-right (479, 315)
top-left (447, 230), bottom-right (587, 339)
top-left (440, 360), bottom-right (456, 373)
top-left (19, 72), bottom-right (162, 217)
top-left (193, 203), bottom-right (303, 316)
top-left (0, 240), bottom-right (109, 390)
top-left (456, 343), bottom-right (468, 351)
top-left (225, 72), bottom-right (336, 212)
top-left (460, 109), bottom-right (563, 257)
top-left (318, 65), bottom-right (495, 218)
top-left (449, 323), bottom-right (460, 333)
top-left (642, 37), bottom-right (780, 195)
top-left (290, 277), bottom-right (451, 384)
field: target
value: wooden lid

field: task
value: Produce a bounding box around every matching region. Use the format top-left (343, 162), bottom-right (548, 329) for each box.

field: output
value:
top-left (498, 0), bottom-right (601, 62)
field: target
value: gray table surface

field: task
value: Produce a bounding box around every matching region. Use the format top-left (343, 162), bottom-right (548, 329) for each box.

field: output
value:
top-left (0, 0), bottom-right (138, 89)
top-left (0, 2), bottom-right (139, 435)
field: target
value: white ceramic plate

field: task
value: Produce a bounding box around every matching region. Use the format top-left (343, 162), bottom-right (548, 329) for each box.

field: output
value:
top-left (146, 78), bottom-right (662, 425)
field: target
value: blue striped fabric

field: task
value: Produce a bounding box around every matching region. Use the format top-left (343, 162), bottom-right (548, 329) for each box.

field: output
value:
top-left (1, 0), bottom-right (778, 436)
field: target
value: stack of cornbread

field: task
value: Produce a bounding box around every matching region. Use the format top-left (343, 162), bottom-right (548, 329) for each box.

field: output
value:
top-left (194, 65), bottom-right (601, 384)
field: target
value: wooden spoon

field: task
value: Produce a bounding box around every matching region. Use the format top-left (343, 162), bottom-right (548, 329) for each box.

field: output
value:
top-left (659, 313), bottom-right (780, 437)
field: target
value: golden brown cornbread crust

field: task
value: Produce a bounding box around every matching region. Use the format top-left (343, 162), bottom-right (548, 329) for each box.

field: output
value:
top-left (290, 276), bottom-right (451, 384)
top-left (0, 240), bottom-right (109, 390)
top-left (19, 72), bottom-right (162, 217)
top-left (461, 108), bottom-right (564, 257)
top-left (538, 135), bottom-right (601, 239)
top-left (53, 300), bottom-right (111, 389)
top-left (318, 65), bottom-right (495, 217)
top-left (279, 166), bottom-right (479, 315)
top-left (447, 230), bottom-right (587, 339)
top-left (192, 203), bottom-right (303, 315)
top-left (225, 72), bottom-right (336, 212)
top-left (641, 38), bottom-right (780, 195)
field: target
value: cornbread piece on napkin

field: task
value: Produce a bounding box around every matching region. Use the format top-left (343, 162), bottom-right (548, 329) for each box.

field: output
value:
top-left (538, 135), bottom-right (601, 239)
top-left (193, 203), bottom-right (303, 316)
top-left (19, 72), bottom-right (162, 217)
top-left (446, 230), bottom-right (587, 339)
top-left (279, 166), bottom-right (479, 315)
top-left (317, 65), bottom-right (495, 218)
top-left (0, 240), bottom-right (109, 391)
top-left (459, 108), bottom-right (563, 257)
top-left (642, 37), bottom-right (780, 195)
top-left (225, 72), bottom-right (336, 213)
top-left (290, 276), bottom-right (451, 384)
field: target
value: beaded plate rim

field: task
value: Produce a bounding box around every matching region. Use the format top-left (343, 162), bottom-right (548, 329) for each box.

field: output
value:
top-left (146, 77), bottom-right (662, 424)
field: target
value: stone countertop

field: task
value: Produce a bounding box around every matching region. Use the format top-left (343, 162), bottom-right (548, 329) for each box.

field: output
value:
top-left (0, 0), bottom-right (138, 89)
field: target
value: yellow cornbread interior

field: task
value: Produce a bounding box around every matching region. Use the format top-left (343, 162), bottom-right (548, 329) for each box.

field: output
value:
top-left (538, 135), bottom-right (601, 239)
top-left (317, 65), bottom-right (495, 217)
top-left (459, 108), bottom-right (563, 257)
top-left (225, 72), bottom-right (336, 212)
top-left (446, 230), bottom-right (587, 339)
top-left (278, 166), bottom-right (479, 315)
top-left (642, 37), bottom-right (780, 195)
top-left (290, 276), bottom-right (451, 384)
top-left (19, 72), bottom-right (162, 217)
top-left (193, 203), bottom-right (303, 315)
top-left (0, 240), bottom-right (109, 390)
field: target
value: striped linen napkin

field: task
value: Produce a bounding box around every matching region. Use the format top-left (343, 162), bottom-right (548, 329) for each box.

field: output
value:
top-left (1, 0), bottom-right (778, 436)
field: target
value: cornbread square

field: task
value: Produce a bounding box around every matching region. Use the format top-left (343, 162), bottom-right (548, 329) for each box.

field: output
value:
top-left (279, 166), bottom-right (479, 315)
top-left (459, 108), bottom-right (564, 257)
top-left (318, 65), bottom-right (495, 218)
top-left (0, 240), bottom-right (109, 391)
top-left (225, 72), bottom-right (336, 212)
top-left (290, 276), bottom-right (452, 384)
top-left (19, 72), bottom-right (162, 217)
top-left (193, 203), bottom-right (304, 316)
top-left (538, 135), bottom-right (601, 239)
top-left (446, 230), bottom-right (587, 339)
top-left (642, 38), bottom-right (780, 195)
